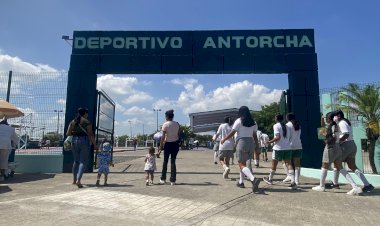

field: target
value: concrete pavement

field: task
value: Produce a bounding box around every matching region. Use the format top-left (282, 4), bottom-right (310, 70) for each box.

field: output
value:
top-left (1, 149), bottom-right (379, 226)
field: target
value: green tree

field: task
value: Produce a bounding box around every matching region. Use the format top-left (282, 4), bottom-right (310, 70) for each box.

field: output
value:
top-left (334, 83), bottom-right (380, 174)
top-left (252, 102), bottom-right (280, 136)
top-left (117, 135), bottom-right (128, 147)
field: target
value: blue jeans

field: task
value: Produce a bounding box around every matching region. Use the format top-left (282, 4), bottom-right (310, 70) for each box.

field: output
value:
top-left (161, 142), bottom-right (179, 182)
top-left (72, 136), bottom-right (90, 182)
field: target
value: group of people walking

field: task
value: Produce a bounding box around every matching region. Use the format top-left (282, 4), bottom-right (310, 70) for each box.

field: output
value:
top-left (66, 106), bottom-right (374, 196)
top-left (67, 108), bottom-right (181, 188)
top-left (312, 110), bottom-right (374, 195)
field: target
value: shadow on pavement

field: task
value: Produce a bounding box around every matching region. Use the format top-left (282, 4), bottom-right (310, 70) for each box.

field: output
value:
top-left (0, 185), bottom-right (12, 194)
top-left (86, 184), bottom-right (134, 188)
top-left (171, 182), bottom-right (219, 186)
top-left (3, 173), bottom-right (55, 184)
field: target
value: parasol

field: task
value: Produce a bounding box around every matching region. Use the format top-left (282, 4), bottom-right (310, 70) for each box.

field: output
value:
top-left (0, 99), bottom-right (24, 119)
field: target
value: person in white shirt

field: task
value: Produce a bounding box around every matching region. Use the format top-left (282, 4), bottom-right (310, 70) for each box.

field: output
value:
top-left (159, 109), bottom-right (180, 186)
top-left (221, 106), bottom-right (261, 193)
top-left (332, 110), bottom-right (374, 192)
top-left (283, 113), bottom-right (303, 185)
top-left (212, 134), bottom-right (220, 164)
top-left (253, 129), bottom-right (262, 168)
top-left (214, 116), bottom-right (235, 179)
top-left (260, 133), bottom-right (269, 162)
top-left (0, 119), bottom-right (19, 181)
top-left (263, 114), bottom-right (296, 190)
top-left (312, 112), bottom-right (363, 195)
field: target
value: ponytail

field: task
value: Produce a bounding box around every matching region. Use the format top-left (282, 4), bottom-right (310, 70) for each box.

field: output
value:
top-left (276, 114), bottom-right (287, 138)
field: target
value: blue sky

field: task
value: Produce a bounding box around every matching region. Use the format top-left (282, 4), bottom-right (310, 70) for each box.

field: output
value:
top-left (1, 1), bottom-right (379, 136)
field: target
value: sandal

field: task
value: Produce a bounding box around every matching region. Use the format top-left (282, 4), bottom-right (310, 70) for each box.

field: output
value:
top-left (76, 182), bottom-right (84, 188)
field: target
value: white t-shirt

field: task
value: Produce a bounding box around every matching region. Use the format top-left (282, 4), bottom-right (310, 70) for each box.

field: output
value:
top-left (0, 124), bottom-right (19, 149)
top-left (216, 123), bottom-right (235, 150)
top-left (286, 121), bottom-right (302, 149)
top-left (272, 122), bottom-right (291, 151)
top-left (161, 121), bottom-right (179, 142)
top-left (338, 120), bottom-right (353, 142)
top-left (256, 130), bottom-right (262, 148)
top-left (232, 118), bottom-right (257, 141)
top-left (261, 133), bottom-right (269, 147)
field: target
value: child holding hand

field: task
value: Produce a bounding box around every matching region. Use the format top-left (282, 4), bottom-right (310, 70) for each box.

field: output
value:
top-left (144, 147), bottom-right (157, 185)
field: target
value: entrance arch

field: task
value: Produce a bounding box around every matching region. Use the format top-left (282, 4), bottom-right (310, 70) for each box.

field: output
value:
top-left (64, 29), bottom-right (323, 172)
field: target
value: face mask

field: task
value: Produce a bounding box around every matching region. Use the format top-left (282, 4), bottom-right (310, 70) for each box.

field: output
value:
top-left (333, 116), bottom-right (339, 123)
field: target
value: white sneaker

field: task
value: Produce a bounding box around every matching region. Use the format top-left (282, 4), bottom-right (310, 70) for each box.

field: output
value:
top-left (312, 185), bottom-right (325, 192)
top-left (170, 182), bottom-right (175, 186)
top-left (283, 175), bottom-right (291, 183)
top-left (223, 167), bottom-right (230, 179)
top-left (159, 179), bottom-right (166, 184)
top-left (347, 187), bottom-right (363, 196)
top-left (146, 180), bottom-right (149, 186)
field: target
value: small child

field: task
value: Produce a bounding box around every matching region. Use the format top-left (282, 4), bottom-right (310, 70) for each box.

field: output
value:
top-left (96, 139), bottom-right (112, 186)
top-left (144, 147), bottom-right (157, 185)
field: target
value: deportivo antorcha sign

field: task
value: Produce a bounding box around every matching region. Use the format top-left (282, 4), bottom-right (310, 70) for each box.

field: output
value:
top-left (72, 29), bottom-right (315, 55)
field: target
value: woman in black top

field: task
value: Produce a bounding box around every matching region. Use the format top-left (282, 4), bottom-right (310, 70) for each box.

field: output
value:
top-left (67, 108), bottom-right (98, 188)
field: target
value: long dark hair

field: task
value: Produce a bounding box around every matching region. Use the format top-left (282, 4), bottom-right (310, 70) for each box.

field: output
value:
top-left (224, 116), bottom-right (233, 126)
top-left (334, 110), bottom-right (351, 126)
top-left (276, 114), bottom-right (287, 138)
top-left (238, 106), bottom-right (255, 127)
top-left (286, 112), bottom-right (300, 131)
top-left (325, 112), bottom-right (337, 146)
top-left (75, 108), bottom-right (88, 125)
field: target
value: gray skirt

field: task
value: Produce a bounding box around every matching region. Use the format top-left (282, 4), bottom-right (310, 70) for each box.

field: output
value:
top-left (236, 137), bottom-right (254, 163)
top-left (340, 140), bottom-right (357, 161)
top-left (322, 143), bottom-right (342, 164)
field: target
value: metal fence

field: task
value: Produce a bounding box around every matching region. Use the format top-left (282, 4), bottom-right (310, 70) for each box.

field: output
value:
top-left (0, 71), bottom-right (68, 154)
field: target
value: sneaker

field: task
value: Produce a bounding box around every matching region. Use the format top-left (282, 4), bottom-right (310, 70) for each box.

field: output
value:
top-left (149, 180), bottom-right (154, 185)
top-left (236, 182), bottom-right (245, 188)
top-left (95, 180), bottom-right (100, 186)
top-left (159, 179), bottom-right (166, 184)
top-left (347, 187), bottom-right (363, 196)
top-left (146, 180), bottom-right (149, 186)
top-left (170, 182), bottom-right (175, 186)
top-left (214, 162), bottom-right (218, 165)
top-left (288, 183), bottom-right (297, 190)
top-left (283, 176), bottom-right (291, 183)
top-left (325, 182), bottom-right (340, 189)
top-left (251, 178), bottom-right (261, 193)
top-left (362, 184), bottom-right (375, 192)
top-left (263, 177), bottom-right (273, 185)
top-left (312, 185), bottom-right (325, 192)
top-left (223, 167), bottom-right (230, 179)
top-left (104, 182), bottom-right (108, 186)
top-left (254, 164), bottom-right (259, 168)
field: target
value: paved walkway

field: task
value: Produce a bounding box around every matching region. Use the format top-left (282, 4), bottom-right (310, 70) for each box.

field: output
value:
top-left (1, 149), bottom-right (379, 226)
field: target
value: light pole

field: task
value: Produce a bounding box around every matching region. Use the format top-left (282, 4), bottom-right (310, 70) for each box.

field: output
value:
top-left (54, 110), bottom-right (63, 137)
top-left (128, 120), bottom-right (132, 138)
top-left (153, 109), bottom-right (161, 132)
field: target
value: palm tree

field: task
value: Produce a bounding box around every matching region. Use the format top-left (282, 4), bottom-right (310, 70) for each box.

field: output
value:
top-left (335, 83), bottom-right (380, 174)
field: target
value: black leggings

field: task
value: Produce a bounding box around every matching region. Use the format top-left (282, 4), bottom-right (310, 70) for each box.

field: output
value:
top-left (160, 142), bottom-right (179, 182)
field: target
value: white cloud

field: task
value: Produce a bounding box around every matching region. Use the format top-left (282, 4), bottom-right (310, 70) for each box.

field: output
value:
top-left (57, 99), bottom-right (66, 106)
top-left (97, 74), bottom-right (138, 96)
top-left (123, 106), bottom-right (154, 116)
top-left (0, 54), bottom-right (58, 72)
top-left (122, 92), bottom-right (153, 104)
top-left (155, 80), bottom-right (283, 115)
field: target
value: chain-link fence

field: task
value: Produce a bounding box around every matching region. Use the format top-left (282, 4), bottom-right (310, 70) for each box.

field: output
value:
top-left (0, 71), bottom-right (68, 154)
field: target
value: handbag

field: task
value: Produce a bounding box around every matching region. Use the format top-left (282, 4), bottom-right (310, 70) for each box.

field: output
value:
top-left (64, 135), bottom-right (73, 151)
